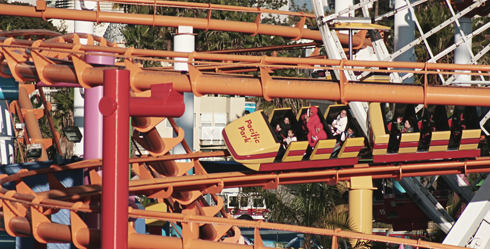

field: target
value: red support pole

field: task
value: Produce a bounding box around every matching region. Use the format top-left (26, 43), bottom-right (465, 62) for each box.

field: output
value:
top-left (99, 70), bottom-right (130, 249)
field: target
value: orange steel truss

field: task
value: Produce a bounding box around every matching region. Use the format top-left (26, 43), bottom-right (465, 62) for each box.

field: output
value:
top-left (2, 35), bottom-right (490, 106)
top-left (1, 34), bottom-right (481, 248)
top-left (0, 2), bottom-right (488, 248)
top-left (0, 2), bottom-right (372, 46)
top-left (1, 151), bottom-right (485, 249)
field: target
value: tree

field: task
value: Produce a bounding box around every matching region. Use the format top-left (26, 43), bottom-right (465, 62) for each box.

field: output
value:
top-left (251, 182), bottom-right (352, 249)
top-left (119, 0), bottom-right (313, 114)
top-left (413, 0), bottom-right (454, 85)
top-left (1, 0), bottom-right (68, 160)
top-left (254, 96), bottom-right (310, 117)
top-left (472, 15), bottom-right (490, 71)
top-left (121, 0), bottom-right (289, 53)
top-left (51, 88), bottom-right (75, 159)
top-left (0, 0), bottom-right (63, 34)
top-left (28, 87), bottom-right (75, 160)
top-left (369, 0), bottom-right (490, 85)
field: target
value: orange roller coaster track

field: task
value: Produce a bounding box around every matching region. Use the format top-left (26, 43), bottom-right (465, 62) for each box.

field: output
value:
top-left (0, 3), bottom-right (488, 247)
top-left (2, 153), bottom-right (490, 202)
top-left (2, 36), bottom-right (490, 106)
top-left (0, 151), bottom-right (483, 249)
top-left (0, 2), bottom-right (371, 46)
top-left (0, 198), bottom-right (467, 249)
top-left (93, 0), bottom-right (317, 17)
top-left (1, 29), bottom-right (486, 247)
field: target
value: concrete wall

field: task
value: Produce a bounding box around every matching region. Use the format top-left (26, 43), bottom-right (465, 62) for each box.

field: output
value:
top-left (227, 97), bottom-right (246, 124)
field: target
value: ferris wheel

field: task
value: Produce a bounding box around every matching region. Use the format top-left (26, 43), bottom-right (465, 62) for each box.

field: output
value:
top-left (311, 0), bottom-right (490, 247)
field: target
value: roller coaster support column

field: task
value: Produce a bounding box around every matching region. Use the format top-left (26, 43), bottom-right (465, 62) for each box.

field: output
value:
top-left (73, 0), bottom-right (97, 158)
top-left (349, 175), bottom-right (376, 246)
top-left (100, 70), bottom-right (130, 249)
top-left (454, 16), bottom-right (472, 85)
top-left (85, 52), bottom-right (114, 230)
top-left (99, 69), bottom-right (184, 248)
top-left (173, 26), bottom-right (195, 155)
top-left (394, 0), bottom-right (416, 83)
top-left (85, 52), bottom-right (114, 164)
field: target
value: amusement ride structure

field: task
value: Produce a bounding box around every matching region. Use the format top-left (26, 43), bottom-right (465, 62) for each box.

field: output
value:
top-left (1, 0), bottom-right (490, 248)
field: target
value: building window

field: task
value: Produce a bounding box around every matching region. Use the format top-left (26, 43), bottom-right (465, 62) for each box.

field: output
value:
top-left (240, 196), bottom-right (249, 208)
top-left (229, 196), bottom-right (238, 208)
top-left (253, 197), bottom-right (264, 208)
top-left (200, 113), bottom-right (227, 144)
top-left (214, 113), bottom-right (226, 128)
top-left (201, 113), bottom-right (213, 127)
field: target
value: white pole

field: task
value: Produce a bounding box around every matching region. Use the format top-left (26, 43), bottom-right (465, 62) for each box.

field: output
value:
top-left (394, 0), bottom-right (416, 83)
top-left (335, 0), bottom-right (354, 36)
top-left (454, 16), bottom-right (472, 86)
top-left (335, 0), bottom-right (354, 17)
top-left (73, 0), bottom-right (97, 158)
top-left (73, 88), bottom-right (84, 157)
top-left (173, 26), bottom-right (195, 156)
top-left (74, 0), bottom-right (97, 38)
top-left (173, 26), bottom-right (195, 71)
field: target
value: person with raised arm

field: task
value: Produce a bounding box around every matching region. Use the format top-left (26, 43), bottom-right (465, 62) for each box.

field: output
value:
top-left (331, 109), bottom-right (348, 137)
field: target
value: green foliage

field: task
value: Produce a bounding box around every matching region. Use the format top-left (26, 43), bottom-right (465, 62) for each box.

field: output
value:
top-left (254, 96), bottom-right (310, 116)
top-left (121, 24), bottom-right (169, 67)
top-left (0, 0), bottom-right (64, 35)
top-left (414, 2), bottom-right (454, 63)
top-left (50, 88), bottom-right (75, 159)
top-left (120, 0), bottom-right (289, 55)
top-left (28, 94), bottom-right (59, 159)
top-left (370, 0), bottom-right (395, 54)
top-left (472, 15), bottom-right (490, 69)
top-left (314, 210), bottom-right (352, 248)
top-left (51, 88), bottom-right (74, 133)
top-left (413, 0), bottom-right (453, 85)
top-left (369, 0), bottom-right (490, 85)
top-left (252, 183), bottom-right (350, 249)
top-left (27, 88), bottom-right (74, 160)
top-left (467, 173), bottom-right (487, 191)
top-left (0, 0), bottom-right (68, 161)
top-left (120, 0), bottom-right (311, 112)
top-left (366, 0), bottom-right (490, 85)
top-left (288, 0), bottom-right (318, 28)
top-left (255, 183), bottom-right (341, 225)
top-left (412, 1), bottom-right (490, 84)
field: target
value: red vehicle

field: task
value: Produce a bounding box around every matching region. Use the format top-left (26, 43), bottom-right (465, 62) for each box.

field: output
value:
top-left (373, 192), bottom-right (449, 231)
top-left (218, 188), bottom-right (270, 220)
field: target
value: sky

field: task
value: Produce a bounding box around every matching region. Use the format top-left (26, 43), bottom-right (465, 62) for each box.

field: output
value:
top-left (291, 0), bottom-right (313, 11)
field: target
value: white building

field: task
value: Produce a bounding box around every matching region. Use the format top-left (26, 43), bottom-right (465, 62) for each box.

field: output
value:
top-left (156, 95), bottom-right (248, 158)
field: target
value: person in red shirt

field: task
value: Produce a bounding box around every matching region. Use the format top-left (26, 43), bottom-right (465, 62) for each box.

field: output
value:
top-left (309, 123), bottom-right (327, 148)
top-left (306, 106), bottom-right (321, 138)
top-left (303, 107), bottom-right (326, 160)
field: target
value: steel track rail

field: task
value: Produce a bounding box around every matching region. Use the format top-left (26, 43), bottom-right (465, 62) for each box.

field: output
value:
top-left (0, 208), bottom-right (467, 249)
top-left (3, 156), bottom-right (490, 203)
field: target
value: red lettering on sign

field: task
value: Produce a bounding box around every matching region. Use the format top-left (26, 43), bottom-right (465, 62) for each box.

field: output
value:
top-left (238, 119), bottom-right (261, 143)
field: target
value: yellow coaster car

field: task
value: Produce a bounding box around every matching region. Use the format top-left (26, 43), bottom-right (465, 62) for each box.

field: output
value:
top-left (222, 106), bottom-right (364, 171)
top-left (368, 103), bottom-right (481, 163)
top-left (223, 103), bottom-right (483, 171)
